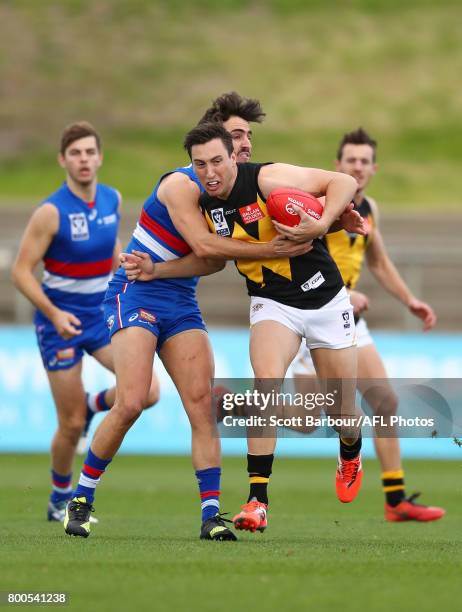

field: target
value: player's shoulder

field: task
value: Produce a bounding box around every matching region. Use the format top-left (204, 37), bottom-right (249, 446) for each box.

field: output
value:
top-left (29, 201), bottom-right (59, 234)
top-left (364, 195), bottom-right (379, 222)
top-left (42, 183), bottom-right (68, 205)
top-left (161, 167), bottom-right (201, 194)
top-left (97, 183), bottom-right (120, 201)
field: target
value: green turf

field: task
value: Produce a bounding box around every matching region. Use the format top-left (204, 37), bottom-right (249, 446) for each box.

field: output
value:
top-left (0, 454), bottom-right (460, 611)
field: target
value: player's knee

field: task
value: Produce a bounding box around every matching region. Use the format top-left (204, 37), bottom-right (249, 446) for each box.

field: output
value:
top-left (60, 418), bottom-right (86, 443)
top-left (186, 387), bottom-right (215, 426)
top-left (378, 390), bottom-right (399, 418)
top-left (253, 365), bottom-right (285, 379)
top-left (365, 387), bottom-right (399, 419)
top-left (115, 397), bottom-right (145, 423)
top-left (144, 381), bottom-right (160, 409)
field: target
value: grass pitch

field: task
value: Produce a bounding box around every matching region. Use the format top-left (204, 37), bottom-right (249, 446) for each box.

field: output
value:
top-left (1, 454), bottom-right (460, 611)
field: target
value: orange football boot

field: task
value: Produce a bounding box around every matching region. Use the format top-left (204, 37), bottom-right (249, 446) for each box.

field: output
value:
top-left (336, 455), bottom-right (363, 503)
top-left (385, 493), bottom-right (446, 522)
top-left (233, 500), bottom-right (267, 532)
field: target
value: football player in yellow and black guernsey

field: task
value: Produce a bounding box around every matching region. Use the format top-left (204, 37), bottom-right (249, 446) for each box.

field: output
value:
top-left (120, 120), bottom-right (365, 530)
top-left (185, 122), bottom-right (366, 528)
top-left (291, 128), bottom-right (443, 523)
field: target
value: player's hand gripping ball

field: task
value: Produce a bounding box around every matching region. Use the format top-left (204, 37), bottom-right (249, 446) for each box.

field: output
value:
top-left (266, 188), bottom-right (324, 227)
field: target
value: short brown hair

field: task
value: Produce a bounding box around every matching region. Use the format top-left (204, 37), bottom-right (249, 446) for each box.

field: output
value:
top-left (198, 92), bottom-right (266, 125)
top-left (184, 122), bottom-right (234, 158)
top-left (337, 127), bottom-right (377, 161)
top-left (60, 121), bottom-right (101, 155)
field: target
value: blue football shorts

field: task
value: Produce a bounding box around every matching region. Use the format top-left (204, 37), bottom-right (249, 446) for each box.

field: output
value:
top-left (103, 279), bottom-right (207, 351)
top-left (34, 306), bottom-right (110, 371)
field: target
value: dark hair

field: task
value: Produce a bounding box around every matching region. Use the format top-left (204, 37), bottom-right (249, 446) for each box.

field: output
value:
top-left (60, 121), bottom-right (101, 155)
top-left (198, 91), bottom-right (266, 125)
top-left (337, 127), bottom-right (377, 161)
top-left (184, 122), bottom-right (234, 158)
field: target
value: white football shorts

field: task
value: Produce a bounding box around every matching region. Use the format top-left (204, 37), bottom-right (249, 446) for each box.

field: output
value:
top-left (249, 287), bottom-right (356, 352)
top-left (290, 316), bottom-right (373, 376)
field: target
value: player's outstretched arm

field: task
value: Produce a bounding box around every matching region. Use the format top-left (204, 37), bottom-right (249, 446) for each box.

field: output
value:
top-left (120, 250), bottom-right (225, 281)
top-left (11, 204), bottom-right (82, 339)
top-left (259, 164), bottom-right (357, 242)
top-left (158, 173), bottom-right (311, 260)
top-left (365, 213), bottom-right (436, 331)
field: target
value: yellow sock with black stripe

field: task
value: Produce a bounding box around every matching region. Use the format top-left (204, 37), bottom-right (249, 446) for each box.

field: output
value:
top-left (247, 453), bottom-right (273, 505)
top-left (382, 470), bottom-right (406, 506)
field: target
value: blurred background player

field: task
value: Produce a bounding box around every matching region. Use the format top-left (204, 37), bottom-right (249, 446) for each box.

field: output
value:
top-left (11, 122), bottom-right (159, 523)
top-left (291, 127), bottom-right (444, 522)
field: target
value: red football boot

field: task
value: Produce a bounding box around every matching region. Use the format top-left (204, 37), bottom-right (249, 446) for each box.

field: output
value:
top-left (385, 493), bottom-right (446, 522)
top-left (336, 454), bottom-right (363, 503)
top-left (232, 500), bottom-right (267, 532)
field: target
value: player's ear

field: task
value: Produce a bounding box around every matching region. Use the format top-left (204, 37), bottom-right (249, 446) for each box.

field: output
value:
top-left (334, 159), bottom-right (341, 171)
top-left (57, 153), bottom-right (66, 169)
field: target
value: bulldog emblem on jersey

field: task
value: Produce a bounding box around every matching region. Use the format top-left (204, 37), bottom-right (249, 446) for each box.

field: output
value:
top-left (69, 213), bottom-right (90, 241)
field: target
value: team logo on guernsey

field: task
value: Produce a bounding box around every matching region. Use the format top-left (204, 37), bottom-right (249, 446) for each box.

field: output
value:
top-left (301, 271), bottom-right (325, 292)
top-left (210, 208), bottom-right (230, 236)
top-left (69, 213), bottom-right (89, 241)
top-left (239, 203), bottom-right (264, 225)
top-left (139, 309), bottom-right (157, 323)
top-left (252, 303), bottom-right (264, 313)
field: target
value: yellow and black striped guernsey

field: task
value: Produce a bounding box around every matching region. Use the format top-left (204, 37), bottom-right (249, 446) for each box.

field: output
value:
top-left (199, 163), bottom-right (344, 310)
top-left (323, 197), bottom-right (374, 289)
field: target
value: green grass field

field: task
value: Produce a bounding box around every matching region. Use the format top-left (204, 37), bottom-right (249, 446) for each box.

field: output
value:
top-left (1, 454), bottom-right (460, 611)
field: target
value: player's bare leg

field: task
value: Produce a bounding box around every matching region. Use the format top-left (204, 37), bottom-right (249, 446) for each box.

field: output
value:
top-left (48, 363), bottom-right (87, 477)
top-left (91, 327), bottom-right (157, 459)
top-left (64, 327), bottom-right (156, 537)
top-left (233, 320), bottom-right (301, 532)
top-left (357, 344), bottom-right (400, 471)
top-left (160, 330), bottom-right (219, 470)
top-left (311, 346), bottom-right (363, 503)
top-left (92, 344), bottom-right (160, 409)
top-left (46, 363), bottom-right (90, 521)
top-left (357, 343), bottom-right (445, 521)
top-left (160, 330), bottom-right (236, 541)
top-left (75, 344), bottom-right (160, 454)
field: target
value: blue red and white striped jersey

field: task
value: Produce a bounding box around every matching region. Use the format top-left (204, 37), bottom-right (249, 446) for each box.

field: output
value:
top-left (41, 182), bottom-right (120, 314)
top-left (114, 164), bottom-right (203, 293)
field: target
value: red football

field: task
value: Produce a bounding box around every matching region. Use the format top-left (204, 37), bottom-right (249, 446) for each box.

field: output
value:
top-left (266, 188), bottom-right (324, 227)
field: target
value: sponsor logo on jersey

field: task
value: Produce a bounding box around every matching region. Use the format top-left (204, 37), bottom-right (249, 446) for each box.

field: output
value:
top-left (88, 209), bottom-right (98, 222)
top-left (107, 314), bottom-right (115, 329)
top-left (69, 213), bottom-right (90, 241)
top-left (139, 309), bottom-right (157, 323)
top-left (101, 213), bottom-right (117, 225)
top-left (301, 271), bottom-right (325, 292)
top-left (128, 313), bottom-right (139, 322)
top-left (210, 208), bottom-right (230, 236)
top-left (239, 203), bottom-right (264, 224)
